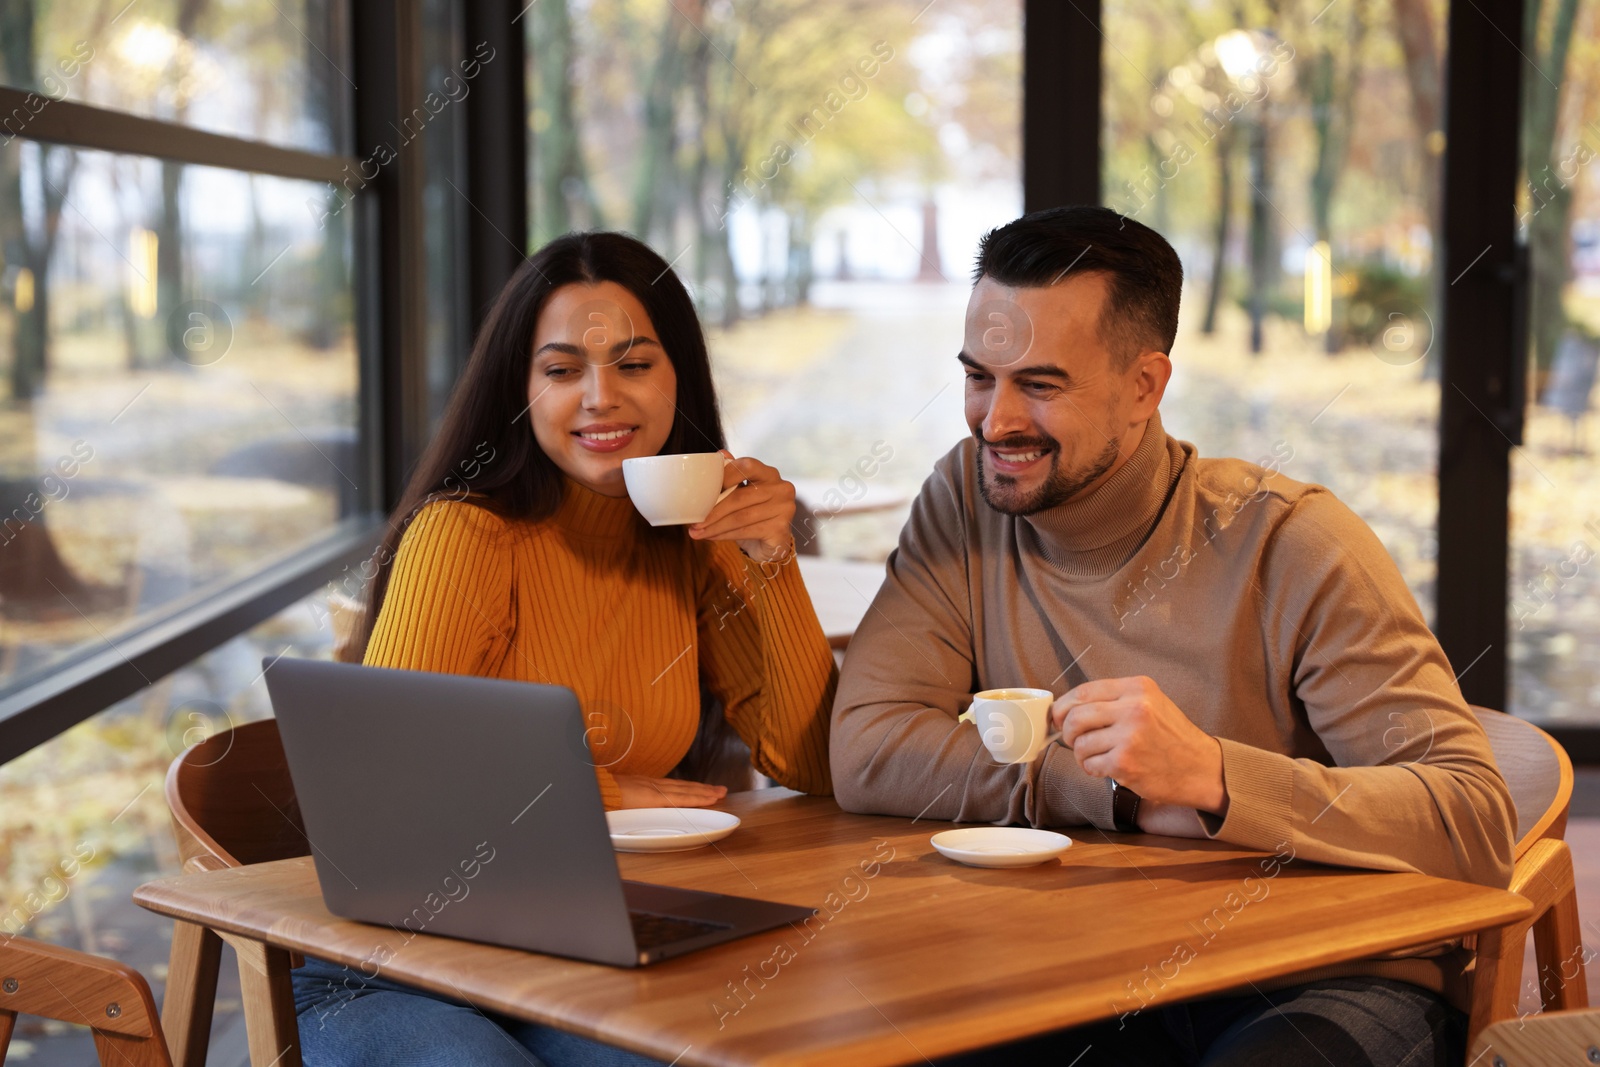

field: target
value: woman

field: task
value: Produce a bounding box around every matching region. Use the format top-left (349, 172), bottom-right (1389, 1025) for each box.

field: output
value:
top-left (291, 231), bottom-right (836, 1066)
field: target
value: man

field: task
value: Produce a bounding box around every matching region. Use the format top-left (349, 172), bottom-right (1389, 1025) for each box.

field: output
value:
top-left (830, 205), bottom-right (1514, 1065)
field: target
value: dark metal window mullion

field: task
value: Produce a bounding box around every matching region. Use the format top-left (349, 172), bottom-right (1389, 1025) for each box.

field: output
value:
top-left (1022, 0), bottom-right (1101, 211)
top-left (463, 0), bottom-right (530, 340)
top-left (1435, 0), bottom-right (1526, 714)
top-left (354, 0), bottom-right (431, 512)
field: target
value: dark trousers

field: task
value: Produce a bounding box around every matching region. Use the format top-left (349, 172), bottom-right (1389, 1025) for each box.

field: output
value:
top-left (946, 978), bottom-right (1464, 1066)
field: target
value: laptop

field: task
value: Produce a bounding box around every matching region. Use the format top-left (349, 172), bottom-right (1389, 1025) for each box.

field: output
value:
top-left (262, 657), bottom-right (814, 966)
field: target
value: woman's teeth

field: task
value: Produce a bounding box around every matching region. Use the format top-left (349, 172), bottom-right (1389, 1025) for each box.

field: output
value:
top-left (579, 429), bottom-right (633, 441)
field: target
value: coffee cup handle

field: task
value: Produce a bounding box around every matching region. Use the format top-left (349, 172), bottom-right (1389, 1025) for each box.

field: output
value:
top-left (713, 455), bottom-right (740, 505)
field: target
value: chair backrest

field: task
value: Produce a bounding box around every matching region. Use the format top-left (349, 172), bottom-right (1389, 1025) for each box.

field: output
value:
top-left (165, 718), bottom-right (309, 871)
top-left (169, 684), bottom-right (755, 871)
top-left (1471, 706), bottom-right (1571, 859)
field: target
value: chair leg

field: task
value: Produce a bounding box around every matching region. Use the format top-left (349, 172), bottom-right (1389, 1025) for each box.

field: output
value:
top-left (1468, 920), bottom-right (1530, 1047)
top-left (1469, 837), bottom-right (1584, 1044)
top-left (93, 1028), bottom-right (172, 1067)
top-left (161, 921), bottom-right (222, 1067)
top-left (1533, 880), bottom-right (1590, 1012)
top-left (1, 1007), bottom-right (15, 1063)
top-left (224, 935), bottom-right (301, 1067)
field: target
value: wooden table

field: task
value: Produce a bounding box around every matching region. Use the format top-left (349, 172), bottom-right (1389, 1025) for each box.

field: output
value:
top-left (795, 557), bottom-right (885, 650)
top-left (134, 790), bottom-right (1533, 1067)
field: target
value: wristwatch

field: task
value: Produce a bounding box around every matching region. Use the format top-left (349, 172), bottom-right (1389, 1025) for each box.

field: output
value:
top-left (1110, 779), bottom-right (1142, 832)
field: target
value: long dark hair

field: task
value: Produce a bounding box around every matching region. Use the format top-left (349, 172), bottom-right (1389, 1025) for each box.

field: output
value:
top-left (353, 231), bottom-right (727, 656)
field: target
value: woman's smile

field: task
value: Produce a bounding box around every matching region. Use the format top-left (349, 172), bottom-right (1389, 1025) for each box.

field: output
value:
top-left (572, 423), bottom-right (640, 453)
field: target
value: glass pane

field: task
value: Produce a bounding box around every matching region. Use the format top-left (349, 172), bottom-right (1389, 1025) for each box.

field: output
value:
top-left (1102, 0), bottom-right (1446, 621)
top-left (0, 589), bottom-right (339, 1066)
top-left (1509, 0), bottom-right (1600, 725)
top-left (0, 142), bottom-right (359, 694)
top-left (0, 0), bottom-right (350, 153)
top-left (527, 0), bottom-right (1022, 560)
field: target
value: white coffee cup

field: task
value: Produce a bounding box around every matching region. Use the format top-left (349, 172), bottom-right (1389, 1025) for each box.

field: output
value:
top-left (621, 453), bottom-right (737, 526)
top-left (969, 688), bottom-right (1058, 764)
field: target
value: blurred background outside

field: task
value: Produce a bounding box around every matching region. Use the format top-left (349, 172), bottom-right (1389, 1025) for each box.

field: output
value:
top-left (1, 0), bottom-right (1598, 1060)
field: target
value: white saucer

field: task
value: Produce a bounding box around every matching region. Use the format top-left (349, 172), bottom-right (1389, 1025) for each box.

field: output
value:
top-left (930, 827), bottom-right (1072, 868)
top-left (606, 808), bottom-right (741, 852)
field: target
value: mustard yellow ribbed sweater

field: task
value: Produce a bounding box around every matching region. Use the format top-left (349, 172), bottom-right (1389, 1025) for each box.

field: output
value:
top-left (364, 480), bottom-right (836, 808)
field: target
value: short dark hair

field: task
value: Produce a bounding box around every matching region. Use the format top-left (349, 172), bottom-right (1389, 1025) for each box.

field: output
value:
top-left (973, 206), bottom-right (1183, 366)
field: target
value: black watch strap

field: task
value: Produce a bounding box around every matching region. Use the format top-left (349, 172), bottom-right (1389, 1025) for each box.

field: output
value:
top-left (1110, 779), bottom-right (1142, 832)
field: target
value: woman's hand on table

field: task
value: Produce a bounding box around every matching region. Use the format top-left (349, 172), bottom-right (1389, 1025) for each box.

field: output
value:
top-left (688, 452), bottom-right (797, 564)
top-left (614, 774), bottom-right (727, 809)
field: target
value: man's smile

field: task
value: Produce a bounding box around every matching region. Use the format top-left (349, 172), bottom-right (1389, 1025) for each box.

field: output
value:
top-left (982, 436), bottom-right (1057, 476)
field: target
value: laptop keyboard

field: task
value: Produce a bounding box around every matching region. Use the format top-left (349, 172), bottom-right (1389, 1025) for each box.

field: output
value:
top-left (629, 910), bottom-right (732, 949)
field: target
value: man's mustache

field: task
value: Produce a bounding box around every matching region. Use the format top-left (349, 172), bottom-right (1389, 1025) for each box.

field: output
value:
top-left (977, 433), bottom-right (1058, 453)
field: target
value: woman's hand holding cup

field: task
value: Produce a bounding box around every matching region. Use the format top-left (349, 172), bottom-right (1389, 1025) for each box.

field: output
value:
top-left (688, 451), bottom-right (797, 563)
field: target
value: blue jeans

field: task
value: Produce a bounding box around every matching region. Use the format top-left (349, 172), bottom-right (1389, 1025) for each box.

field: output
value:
top-left (291, 957), bottom-right (666, 1067)
top-left (945, 978), bottom-right (1465, 1066)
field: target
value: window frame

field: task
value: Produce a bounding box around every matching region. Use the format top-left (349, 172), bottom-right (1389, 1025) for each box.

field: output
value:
top-left (1031, 0), bottom-right (1586, 742)
top-left (4, 0), bottom-right (1582, 761)
top-left (0, 0), bottom-right (526, 765)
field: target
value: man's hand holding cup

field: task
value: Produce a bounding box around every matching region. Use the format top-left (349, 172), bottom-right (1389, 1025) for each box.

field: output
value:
top-left (1049, 676), bottom-right (1229, 816)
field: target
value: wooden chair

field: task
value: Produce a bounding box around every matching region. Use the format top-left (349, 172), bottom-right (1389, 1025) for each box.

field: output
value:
top-left (0, 936), bottom-right (172, 1065)
top-left (160, 719), bottom-right (308, 1067)
top-left (1465, 706), bottom-right (1587, 1047)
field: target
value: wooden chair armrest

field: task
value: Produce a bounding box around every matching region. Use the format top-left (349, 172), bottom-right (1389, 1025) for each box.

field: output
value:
top-left (0, 937), bottom-right (161, 1039)
top-left (1509, 837), bottom-right (1571, 914)
top-left (177, 854), bottom-right (304, 968)
top-left (1471, 1008), bottom-right (1600, 1065)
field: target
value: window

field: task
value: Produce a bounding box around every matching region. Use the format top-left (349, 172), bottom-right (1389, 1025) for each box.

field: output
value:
top-left (527, 0), bottom-right (1022, 556)
top-left (0, 147), bottom-right (359, 692)
top-left (1509, 0), bottom-right (1600, 725)
top-left (2, 1), bottom-right (351, 152)
top-left (1102, 0), bottom-right (1447, 620)
top-left (0, 1), bottom-right (489, 1059)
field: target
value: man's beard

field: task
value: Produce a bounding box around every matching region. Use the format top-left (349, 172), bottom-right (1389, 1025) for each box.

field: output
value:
top-left (975, 432), bottom-right (1122, 516)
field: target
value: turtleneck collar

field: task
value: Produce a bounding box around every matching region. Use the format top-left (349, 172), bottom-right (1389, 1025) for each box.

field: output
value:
top-left (554, 477), bottom-right (644, 540)
top-left (1017, 411), bottom-right (1182, 579)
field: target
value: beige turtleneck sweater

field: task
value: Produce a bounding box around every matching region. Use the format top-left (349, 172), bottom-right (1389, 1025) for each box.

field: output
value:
top-left (831, 414), bottom-right (1515, 1001)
